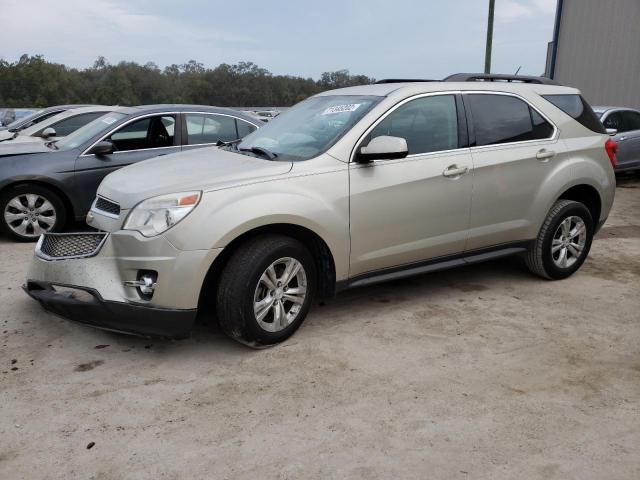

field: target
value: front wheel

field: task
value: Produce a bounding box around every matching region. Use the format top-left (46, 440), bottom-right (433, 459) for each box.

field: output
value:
top-left (216, 235), bottom-right (316, 347)
top-left (0, 184), bottom-right (67, 242)
top-left (525, 199), bottom-right (594, 280)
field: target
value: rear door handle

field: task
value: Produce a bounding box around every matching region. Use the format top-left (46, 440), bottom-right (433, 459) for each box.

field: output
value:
top-left (442, 164), bottom-right (469, 178)
top-left (536, 149), bottom-right (556, 161)
top-left (618, 136), bottom-right (626, 141)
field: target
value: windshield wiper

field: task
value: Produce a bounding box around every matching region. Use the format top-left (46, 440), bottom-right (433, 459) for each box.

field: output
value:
top-left (216, 138), bottom-right (243, 147)
top-left (239, 146), bottom-right (277, 160)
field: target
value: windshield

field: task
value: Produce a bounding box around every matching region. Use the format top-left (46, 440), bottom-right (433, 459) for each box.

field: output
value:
top-left (236, 95), bottom-right (381, 161)
top-left (5, 110), bottom-right (43, 130)
top-left (55, 112), bottom-right (127, 150)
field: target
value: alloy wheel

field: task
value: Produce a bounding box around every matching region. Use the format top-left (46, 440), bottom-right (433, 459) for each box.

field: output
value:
top-left (253, 257), bottom-right (308, 332)
top-left (3, 194), bottom-right (57, 238)
top-left (551, 216), bottom-right (586, 269)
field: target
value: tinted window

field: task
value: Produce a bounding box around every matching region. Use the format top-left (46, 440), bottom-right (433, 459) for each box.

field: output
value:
top-left (368, 95), bottom-right (458, 155)
top-left (467, 94), bottom-right (553, 146)
top-left (542, 94), bottom-right (606, 133)
top-left (46, 112), bottom-right (105, 137)
top-left (622, 111), bottom-right (640, 131)
top-left (186, 114), bottom-right (238, 144)
top-left (14, 110), bottom-right (61, 131)
top-left (237, 119), bottom-right (257, 138)
top-left (603, 112), bottom-right (625, 132)
top-left (109, 115), bottom-right (175, 151)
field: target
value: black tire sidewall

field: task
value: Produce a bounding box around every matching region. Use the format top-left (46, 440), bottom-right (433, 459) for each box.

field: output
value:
top-left (541, 202), bottom-right (594, 279)
top-left (235, 239), bottom-right (316, 346)
top-left (0, 184), bottom-right (67, 241)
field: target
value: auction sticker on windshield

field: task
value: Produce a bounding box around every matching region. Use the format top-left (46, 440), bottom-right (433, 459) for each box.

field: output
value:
top-left (322, 104), bottom-right (361, 115)
top-left (102, 116), bottom-right (118, 124)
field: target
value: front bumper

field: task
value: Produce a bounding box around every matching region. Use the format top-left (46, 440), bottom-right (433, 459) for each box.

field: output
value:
top-left (24, 280), bottom-right (196, 338)
top-left (25, 231), bottom-right (222, 338)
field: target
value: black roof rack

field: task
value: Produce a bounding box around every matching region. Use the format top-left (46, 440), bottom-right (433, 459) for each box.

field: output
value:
top-left (374, 79), bottom-right (436, 84)
top-left (443, 73), bottom-right (560, 85)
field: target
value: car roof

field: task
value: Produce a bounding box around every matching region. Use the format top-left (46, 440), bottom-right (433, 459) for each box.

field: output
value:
top-left (109, 104), bottom-right (260, 123)
top-left (593, 106), bottom-right (639, 114)
top-left (316, 81), bottom-right (579, 98)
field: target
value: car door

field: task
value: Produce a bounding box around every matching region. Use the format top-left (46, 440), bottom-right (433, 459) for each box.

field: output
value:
top-left (609, 110), bottom-right (640, 170)
top-left (73, 113), bottom-right (181, 211)
top-left (463, 92), bottom-right (560, 250)
top-left (181, 112), bottom-right (257, 151)
top-left (349, 93), bottom-right (473, 277)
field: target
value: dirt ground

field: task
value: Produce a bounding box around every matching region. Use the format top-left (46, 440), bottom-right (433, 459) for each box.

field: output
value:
top-left (1, 176), bottom-right (639, 480)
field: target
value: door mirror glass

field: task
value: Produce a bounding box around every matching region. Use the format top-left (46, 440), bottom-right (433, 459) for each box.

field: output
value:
top-left (89, 140), bottom-right (114, 156)
top-left (357, 135), bottom-right (408, 162)
top-left (40, 127), bottom-right (56, 139)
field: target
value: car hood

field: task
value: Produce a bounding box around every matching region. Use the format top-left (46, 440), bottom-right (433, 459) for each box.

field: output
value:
top-left (0, 140), bottom-right (52, 156)
top-left (97, 146), bottom-right (293, 209)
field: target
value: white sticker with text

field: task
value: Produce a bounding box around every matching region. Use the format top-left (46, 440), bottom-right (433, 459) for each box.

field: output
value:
top-left (102, 116), bottom-right (118, 124)
top-left (321, 104), bottom-right (361, 115)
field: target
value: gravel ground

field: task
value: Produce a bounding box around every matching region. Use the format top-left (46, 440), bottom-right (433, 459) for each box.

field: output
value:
top-left (1, 175), bottom-right (639, 480)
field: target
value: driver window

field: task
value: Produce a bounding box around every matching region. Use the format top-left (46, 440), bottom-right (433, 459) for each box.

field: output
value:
top-left (109, 115), bottom-right (176, 151)
top-left (368, 95), bottom-right (458, 155)
top-left (603, 112), bottom-right (625, 132)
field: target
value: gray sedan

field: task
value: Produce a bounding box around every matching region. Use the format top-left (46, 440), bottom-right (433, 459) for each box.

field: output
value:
top-left (595, 106), bottom-right (640, 172)
top-left (0, 105), bottom-right (259, 241)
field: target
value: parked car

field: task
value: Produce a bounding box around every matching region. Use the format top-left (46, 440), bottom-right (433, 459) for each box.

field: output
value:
top-left (0, 104), bottom-right (93, 133)
top-left (13, 108), bottom-right (39, 122)
top-left (0, 108), bottom-right (15, 126)
top-left (594, 106), bottom-right (640, 172)
top-left (0, 105), bottom-right (259, 240)
top-left (24, 76), bottom-right (616, 347)
top-left (0, 106), bottom-right (114, 143)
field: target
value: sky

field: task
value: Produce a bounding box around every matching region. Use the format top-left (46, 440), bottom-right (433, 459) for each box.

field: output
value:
top-left (0, 0), bottom-right (558, 79)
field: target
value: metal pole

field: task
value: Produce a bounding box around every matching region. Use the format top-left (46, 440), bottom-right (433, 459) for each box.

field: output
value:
top-left (484, 0), bottom-right (495, 74)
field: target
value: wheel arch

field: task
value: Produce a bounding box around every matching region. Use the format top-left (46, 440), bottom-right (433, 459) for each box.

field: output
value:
top-left (197, 223), bottom-right (338, 313)
top-left (0, 178), bottom-right (76, 224)
top-left (556, 183), bottom-right (602, 229)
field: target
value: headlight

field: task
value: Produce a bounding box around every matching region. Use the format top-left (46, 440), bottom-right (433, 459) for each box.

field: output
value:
top-left (123, 191), bottom-right (201, 237)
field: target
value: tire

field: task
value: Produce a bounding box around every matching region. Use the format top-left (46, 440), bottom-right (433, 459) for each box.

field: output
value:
top-left (0, 184), bottom-right (67, 242)
top-left (216, 234), bottom-right (317, 347)
top-left (525, 199), bottom-right (594, 280)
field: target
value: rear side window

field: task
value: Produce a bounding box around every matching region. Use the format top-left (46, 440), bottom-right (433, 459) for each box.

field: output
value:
top-left (542, 94), bottom-right (606, 133)
top-left (368, 95), bottom-right (459, 155)
top-left (466, 94), bottom-right (554, 146)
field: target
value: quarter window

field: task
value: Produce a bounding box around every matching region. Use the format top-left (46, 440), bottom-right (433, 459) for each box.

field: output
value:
top-left (109, 115), bottom-right (176, 151)
top-left (186, 114), bottom-right (240, 144)
top-left (367, 95), bottom-right (459, 155)
top-left (466, 94), bottom-right (553, 146)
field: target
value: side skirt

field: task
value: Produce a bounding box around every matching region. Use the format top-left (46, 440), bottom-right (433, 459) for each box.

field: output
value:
top-left (336, 242), bottom-right (532, 292)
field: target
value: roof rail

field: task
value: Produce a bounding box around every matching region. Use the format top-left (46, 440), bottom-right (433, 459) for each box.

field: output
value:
top-left (374, 79), bottom-right (436, 84)
top-left (444, 73), bottom-right (561, 85)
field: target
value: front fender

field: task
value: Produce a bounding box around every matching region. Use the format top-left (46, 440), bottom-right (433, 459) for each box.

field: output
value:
top-left (165, 169), bottom-right (350, 280)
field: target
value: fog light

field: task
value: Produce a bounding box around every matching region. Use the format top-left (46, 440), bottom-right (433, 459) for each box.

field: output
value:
top-left (123, 271), bottom-right (158, 300)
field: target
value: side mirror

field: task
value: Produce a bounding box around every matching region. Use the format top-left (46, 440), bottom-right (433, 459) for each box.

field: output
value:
top-left (606, 128), bottom-right (618, 136)
top-left (40, 127), bottom-right (56, 139)
top-left (89, 140), bottom-right (114, 156)
top-left (356, 135), bottom-right (409, 163)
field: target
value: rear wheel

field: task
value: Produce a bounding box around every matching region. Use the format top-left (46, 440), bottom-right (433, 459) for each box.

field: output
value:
top-left (216, 235), bottom-right (316, 347)
top-left (525, 199), bottom-right (594, 279)
top-left (0, 184), bottom-right (67, 242)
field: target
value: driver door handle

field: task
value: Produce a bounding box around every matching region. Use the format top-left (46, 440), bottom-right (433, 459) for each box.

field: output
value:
top-left (442, 165), bottom-right (469, 178)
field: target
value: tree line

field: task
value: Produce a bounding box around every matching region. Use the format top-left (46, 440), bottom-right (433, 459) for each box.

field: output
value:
top-left (0, 55), bottom-right (375, 108)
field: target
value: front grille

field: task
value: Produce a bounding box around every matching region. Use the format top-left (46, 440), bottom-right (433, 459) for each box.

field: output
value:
top-left (36, 233), bottom-right (108, 260)
top-left (94, 197), bottom-right (121, 216)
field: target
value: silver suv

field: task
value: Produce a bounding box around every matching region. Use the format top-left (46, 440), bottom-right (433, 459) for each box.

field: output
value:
top-left (24, 76), bottom-right (617, 347)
